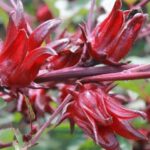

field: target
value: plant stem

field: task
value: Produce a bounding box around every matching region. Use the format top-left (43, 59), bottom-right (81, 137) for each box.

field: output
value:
top-left (35, 64), bottom-right (137, 83)
top-left (129, 64), bottom-right (150, 72)
top-left (135, 0), bottom-right (150, 8)
top-left (0, 142), bottom-right (12, 149)
top-left (80, 71), bottom-right (150, 83)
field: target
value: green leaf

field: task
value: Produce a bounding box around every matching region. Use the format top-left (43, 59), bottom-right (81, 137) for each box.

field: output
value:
top-left (132, 118), bottom-right (148, 129)
top-left (0, 128), bottom-right (14, 143)
top-left (78, 139), bottom-right (100, 150)
top-left (0, 8), bottom-right (9, 26)
top-left (117, 80), bottom-right (150, 100)
top-left (0, 128), bottom-right (14, 150)
top-left (43, 0), bottom-right (59, 16)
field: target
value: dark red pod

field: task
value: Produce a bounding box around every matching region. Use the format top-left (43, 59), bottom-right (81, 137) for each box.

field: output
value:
top-left (60, 84), bottom-right (147, 149)
top-left (90, 0), bottom-right (146, 65)
top-left (0, 0), bottom-right (60, 88)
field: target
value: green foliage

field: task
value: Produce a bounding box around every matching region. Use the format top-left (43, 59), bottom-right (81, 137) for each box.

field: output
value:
top-left (31, 123), bottom-right (85, 150)
top-left (0, 128), bottom-right (14, 143)
top-left (78, 139), bottom-right (101, 150)
top-left (117, 80), bottom-right (150, 100)
top-left (0, 128), bottom-right (14, 150)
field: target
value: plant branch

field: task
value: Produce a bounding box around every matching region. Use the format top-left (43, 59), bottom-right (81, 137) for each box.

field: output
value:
top-left (35, 64), bottom-right (137, 83)
top-left (0, 142), bottom-right (12, 149)
top-left (134, 0), bottom-right (150, 8)
top-left (80, 71), bottom-right (150, 83)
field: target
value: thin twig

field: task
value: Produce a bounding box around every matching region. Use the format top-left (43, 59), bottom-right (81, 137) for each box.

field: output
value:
top-left (0, 142), bottom-right (12, 149)
top-left (80, 71), bottom-right (150, 83)
top-left (134, 0), bottom-right (150, 8)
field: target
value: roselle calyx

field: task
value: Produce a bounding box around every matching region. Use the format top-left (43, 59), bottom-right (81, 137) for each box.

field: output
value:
top-left (0, 0), bottom-right (60, 88)
top-left (90, 0), bottom-right (146, 65)
top-left (60, 84), bottom-right (147, 150)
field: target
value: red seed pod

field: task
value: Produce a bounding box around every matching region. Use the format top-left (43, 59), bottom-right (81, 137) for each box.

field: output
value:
top-left (90, 0), bottom-right (146, 65)
top-left (0, 0), bottom-right (60, 88)
top-left (60, 84), bottom-right (147, 150)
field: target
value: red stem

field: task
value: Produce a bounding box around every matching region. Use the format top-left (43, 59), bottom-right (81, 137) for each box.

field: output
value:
top-left (0, 142), bottom-right (12, 149)
top-left (135, 0), bottom-right (150, 8)
top-left (35, 64), bottom-right (137, 83)
top-left (80, 71), bottom-right (150, 83)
